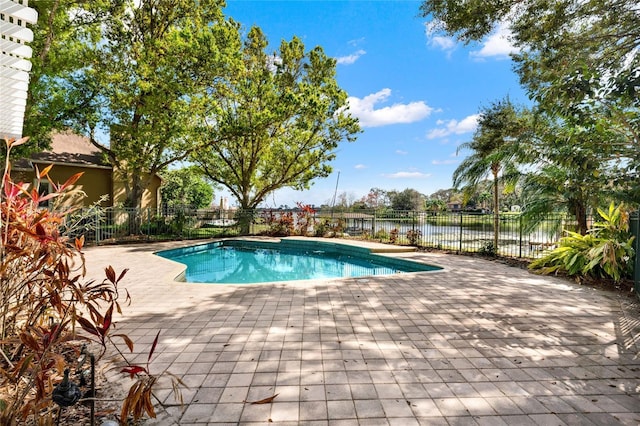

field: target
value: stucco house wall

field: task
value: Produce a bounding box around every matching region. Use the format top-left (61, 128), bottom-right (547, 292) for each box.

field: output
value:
top-left (112, 169), bottom-right (162, 209)
top-left (13, 131), bottom-right (161, 210)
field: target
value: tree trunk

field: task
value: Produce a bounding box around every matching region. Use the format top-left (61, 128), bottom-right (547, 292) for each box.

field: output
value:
top-left (238, 207), bottom-right (253, 235)
top-left (126, 174), bottom-right (146, 235)
top-left (574, 202), bottom-right (588, 235)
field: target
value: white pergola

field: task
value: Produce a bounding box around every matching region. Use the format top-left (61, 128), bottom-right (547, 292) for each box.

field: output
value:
top-left (0, 0), bottom-right (37, 140)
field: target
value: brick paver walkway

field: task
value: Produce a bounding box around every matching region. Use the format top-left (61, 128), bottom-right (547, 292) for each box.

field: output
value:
top-left (83, 238), bottom-right (640, 425)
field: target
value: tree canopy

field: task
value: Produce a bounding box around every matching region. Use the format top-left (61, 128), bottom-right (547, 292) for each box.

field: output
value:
top-left (160, 167), bottom-right (216, 209)
top-left (29, 0), bottom-right (241, 209)
top-left (10, 1), bottom-right (111, 158)
top-left (420, 0), bottom-right (640, 203)
top-left (389, 188), bottom-right (426, 211)
top-left (193, 26), bottom-right (360, 211)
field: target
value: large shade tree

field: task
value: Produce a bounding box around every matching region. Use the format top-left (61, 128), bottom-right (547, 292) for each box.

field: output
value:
top-left (35, 0), bottom-right (240, 209)
top-left (388, 188), bottom-right (426, 211)
top-left (420, 0), bottom-right (640, 202)
top-left (419, 0), bottom-right (638, 87)
top-left (453, 98), bottom-right (526, 248)
top-left (160, 167), bottom-right (216, 209)
top-left (7, 1), bottom-right (112, 159)
top-left (194, 26), bottom-right (360, 220)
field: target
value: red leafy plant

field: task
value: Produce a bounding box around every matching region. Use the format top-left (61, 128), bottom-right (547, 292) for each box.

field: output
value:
top-left (294, 202), bottom-right (316, 236)
top-left (261, 209), bottom-right (294, 236)
top-left (0, 137), bottom-right (180, 424)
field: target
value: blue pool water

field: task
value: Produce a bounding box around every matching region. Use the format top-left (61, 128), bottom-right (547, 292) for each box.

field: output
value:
top-left (156, 240), bottom-right (440, 284)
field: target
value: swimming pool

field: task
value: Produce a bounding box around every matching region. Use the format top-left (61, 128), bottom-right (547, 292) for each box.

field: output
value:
top-left (156, 239), bottom-right (441, 284)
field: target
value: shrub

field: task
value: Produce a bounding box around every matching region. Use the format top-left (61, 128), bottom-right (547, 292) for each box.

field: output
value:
top-left (529, 203), bottom-right (635, 282)
top-left (329, 218), bottom-right (346, 236)
top-left (374, 229), bottom-right (389, 241)
top-left (294, 203), bottom-right (316, 235)
top-left (390, 228), bottom-right (399, 244)
top-left (260, 209), bottom-right (294, 236)
top-left (0, 137), bottom-right (179, 424)
top-left (478, 241), bottom-right (497, 257)
top-left (406, 229), bottom-right (422, 246)
top-left (314, 219), bottom-right (330, 237)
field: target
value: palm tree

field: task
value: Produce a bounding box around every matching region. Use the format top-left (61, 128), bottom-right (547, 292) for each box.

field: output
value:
top-left (453, 98), bottom-right (525, 249)
top-left (519, 114), bottom-right (616, 235)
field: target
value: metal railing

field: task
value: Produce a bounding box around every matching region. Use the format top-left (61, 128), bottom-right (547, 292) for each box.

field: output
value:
top-left (61, 205), bottom-right (639, 298)
top-left (67, 206), bottom-right (580, 259)
top-left (307, 209), bottom-right (568, 259)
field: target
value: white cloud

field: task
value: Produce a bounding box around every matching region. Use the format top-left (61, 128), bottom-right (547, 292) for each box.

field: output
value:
top-left (396, 150), bottom-right (408, 155)
top-left (470, 22), bottom-right (519, 59)
top-left (346, 89), bottom-right (434, 128)
top-left (354, 164), bottom-right (367, 170)
top-left (426, 114), bottom-right (479, 139)
top-left (431, 159), bottom-right (458, 165)
top-left (429, 36), bottom-right (456, 51)
top-left (337, 49), bottom-right (366, 65)
top-left (382, 171), bottom-right (432, 179)
top-left (426, 19), bottom-right (519, 60)
top-left (424, 21), bottom-right (457, 56)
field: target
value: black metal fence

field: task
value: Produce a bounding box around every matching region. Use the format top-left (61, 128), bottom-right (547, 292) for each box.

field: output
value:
top-left (68, 206), bottom-right (579, 259)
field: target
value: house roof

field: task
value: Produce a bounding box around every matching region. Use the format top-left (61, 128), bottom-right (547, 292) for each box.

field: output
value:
top-left (14, 131), bottom-right (111, 170)
top-left (31, 131), bottom-right (110, 168)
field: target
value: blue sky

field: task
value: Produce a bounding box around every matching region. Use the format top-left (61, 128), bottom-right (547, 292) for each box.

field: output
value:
top-left (221, 0), bottom-right (528, 208)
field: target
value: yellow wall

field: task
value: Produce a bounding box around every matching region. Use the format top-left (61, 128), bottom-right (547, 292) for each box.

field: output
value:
top-left (12, 164), bottom-right (112, 208)
top-left (12, 164), bottom-right (161, 210)
top-left (112, 169), bottom-right (161, 210)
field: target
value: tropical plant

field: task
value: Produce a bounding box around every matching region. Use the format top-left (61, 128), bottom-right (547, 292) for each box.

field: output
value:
top-left (374, 229), bottom-right (389, 241)
top-left (294, 203), bottom-right (317, 236)
top-left (517, 111), bottom-right (620, 234)
top-left (314, 219), bottom-right (330, 237)
top-left (390, 228), bottom-right (399, 244)
top-left (453, 97), bottom-right (526, 248)
top-left (0, 137), bottom-right (179, 424)
top-left (529, 203), bottom-right (635, 282)
top-left (261, 210), bottom-right (294, 236)
top-left (478, 241), bottom-right (497, 257)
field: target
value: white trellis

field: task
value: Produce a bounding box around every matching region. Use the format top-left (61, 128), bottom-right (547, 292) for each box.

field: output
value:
top-left (0, 0), bottom-right (37, 140)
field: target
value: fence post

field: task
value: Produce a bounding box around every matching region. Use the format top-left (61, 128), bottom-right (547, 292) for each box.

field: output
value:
top-left (519, 214), bottom-right (523, 258)
top-left (146, 208), bottom-right (151, 241)
top-left (458, 213), bottom-right (463, 253)
top-left (95, 209), bottom-right (100, 245)
top-left (372, 210), bottom-right (376, 236)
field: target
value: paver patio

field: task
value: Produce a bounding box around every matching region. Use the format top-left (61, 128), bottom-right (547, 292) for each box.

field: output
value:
top-left (83, 238), bottom-right (640, 425)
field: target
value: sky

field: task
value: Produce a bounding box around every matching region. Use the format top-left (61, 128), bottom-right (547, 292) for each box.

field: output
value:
top-left (220, 0), bottom-right (528, 208)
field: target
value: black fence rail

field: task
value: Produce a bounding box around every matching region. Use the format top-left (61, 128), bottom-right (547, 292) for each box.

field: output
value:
top-left (308, 210), bottom-right (568, 259)
top-left (67, 206), bottom-right (581, 260)
top-left (64, 206), bottom-right (241, 244)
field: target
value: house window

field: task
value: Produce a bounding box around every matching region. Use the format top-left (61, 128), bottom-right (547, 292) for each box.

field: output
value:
top-left (37, 180), bottom-right (53, 208)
